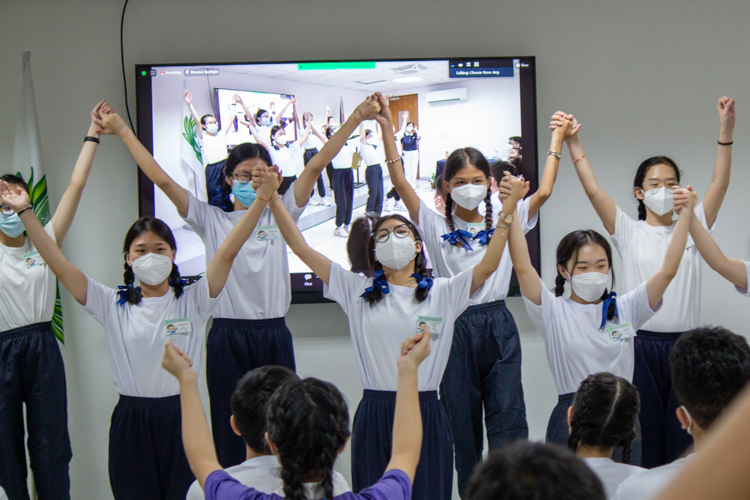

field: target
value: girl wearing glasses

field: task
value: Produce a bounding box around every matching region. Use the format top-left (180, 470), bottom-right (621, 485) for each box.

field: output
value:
top-left (257, 108), bottom-right (529, 500)
top-left (91, 97), bottom-right (381, 469)
top-left (561, 97), bottom-right (735, 468)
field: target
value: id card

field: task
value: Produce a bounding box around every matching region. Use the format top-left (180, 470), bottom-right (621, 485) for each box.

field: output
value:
top-left (256, 225), bottom-right (282, 241)
top-left (606, 322), bottom-right (637, 342)
top-left (417, 316), bottom-right (444, 337)
top-left (23, 251), bottom-right (45, 269)
top-left (466, 223), bottom-right (484, 237)
top-left (165, 318), bottom-right (192, 336)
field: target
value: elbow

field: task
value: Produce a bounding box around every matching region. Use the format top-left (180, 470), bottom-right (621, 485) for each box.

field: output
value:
top-left (535, 189), bottom-right (552, 204)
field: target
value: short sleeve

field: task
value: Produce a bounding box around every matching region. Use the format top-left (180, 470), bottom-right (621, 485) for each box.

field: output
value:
top-left (441, 267), bottom-right (475, 314)
top-left (43, 222), bottom-right (58, 245)
top-left (517, 197), bottom-right (537, 234)
top-left (184, 192), bottom-right (217, 238)
top-left (415, 199), bottom-right (447, 240)
top-left (617, 280), bottom-right (661, 330)
top-left (203, 470), bottom-right (269, 500)
top-left (521, 278), bottom-right (557, 342)
top-left (610, 207), bottom-right (637, 253)
top-left (182, 277), bottom-right (222, 323)
top-left (185, 479), bottom-right (204, 500)
top-left (358, 469), bottom-right (412, 500)
top-left (283, 180), bottom-right (307, 217)
top-left (734, 261), bottom-right (750, 297)
top-left (323, 262), bottom-right (369, 315)
top-left (287, 142), bottom-right (301, 155)
top-left (82, 277), bottom-right (117, 325)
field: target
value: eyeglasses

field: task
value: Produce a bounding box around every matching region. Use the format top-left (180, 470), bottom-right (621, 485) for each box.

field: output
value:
top-left (231, 172), bottom-right (252, 184)
top-left (644, 180), bottom-right (680, 190)
top-left (1, 206), bottom-right (14, 217)
top-left (372, 224), bottom-right (411, 243)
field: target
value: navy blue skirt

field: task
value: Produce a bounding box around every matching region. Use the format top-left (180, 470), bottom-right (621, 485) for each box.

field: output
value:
top-left (351, 390), bottom-right (453, 500)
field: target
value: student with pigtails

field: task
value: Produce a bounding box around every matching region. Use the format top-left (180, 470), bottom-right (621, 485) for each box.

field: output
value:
top-left (384, 98), bottom-right (576, 497)
top-left (0, 154), bottom-right (284, 499)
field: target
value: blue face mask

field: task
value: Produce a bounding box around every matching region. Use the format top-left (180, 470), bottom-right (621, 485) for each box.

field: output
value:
top-left (261, 116), bottom-right (271, 127)
top-left (0, 213), bottom-right (26, 238)
top-left (232, 181), bottom-right (257, 207)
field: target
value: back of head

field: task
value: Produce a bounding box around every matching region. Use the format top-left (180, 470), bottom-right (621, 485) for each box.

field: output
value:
top-left (266, 378), bottom-right (351, 500)
top-left (670, 326), bottom-right (750, 429)
top-left (466, 441), bottom-right (606, 500)
top-left (491, 159), bottom-right (519, 180)
top-left (231, 366), bottom-right (299, 454)
top-left (347, 215), bottom-right (377, 272)
top-left (568, 373), bottom-right (640, 463)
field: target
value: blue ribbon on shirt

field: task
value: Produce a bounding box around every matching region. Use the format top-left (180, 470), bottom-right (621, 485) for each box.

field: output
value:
top-left (116, 284), bottom-right (141, 306)
top-left (441, 229), bottom-right (474, 251)
top-left (360, 270), bottom-right (390, 298)
top-left (472, 228), bottom-right (494, 245)
top-left (600, 291), bottom-right (619, 328)
top-left (411, 273), bottom-right (433, 291)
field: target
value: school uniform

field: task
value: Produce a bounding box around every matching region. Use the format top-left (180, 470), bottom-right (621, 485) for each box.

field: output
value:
top-left (584, 458), bottom-right (644, 499)
top-left (613, 455), bottom-right (694, 500)
top-left (359, 141), bottom-right (384, 216)
top-left (299, 128), bottom-right (326, 198)
top-left (733, 261), bottom-right (750, 297)
top-left (611, 204), bottom-right (712, 467)
top-left (415, 197), bottom-right (535, 497)
top-left (325, 263), bottom-right (476, 500)
top-left (331, 143), bottom-right (355, 228)
top-left (271, 142), bottom-right (305, 196)
top-left (183, 188), bottom-right (305, 468)
top-left (199, 133), bottom-right (230, 210)
top-left (186, 455), bottom-right (350, 499)
top-left (400, 133), bottom-right (419, 187)
top-left (203, 468), bottom-right (411, 500)
top-left (523, 279), bottom-right (660, 464)
top-left (0, 223), bottom-right (71, 500)
top-left (83, 276), bottom-right (220, 499)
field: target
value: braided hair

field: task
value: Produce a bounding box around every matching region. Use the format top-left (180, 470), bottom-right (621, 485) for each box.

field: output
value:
top-left (364, 215), bottom-right (429, 306)
top-left (554, 230), bottom-right (617, 322)
top-left (633, 156), bottom-right (681, 221)
top-left (266, 378), bottom-right (350, 500)
top-left (568, 373), bottom-right (640, 464)
top-left (122, 216), bottom-right (183, 305)
top-left (442, 148), bottom-right (493, 243)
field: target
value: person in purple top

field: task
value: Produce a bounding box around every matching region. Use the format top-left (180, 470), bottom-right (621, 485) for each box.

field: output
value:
top-left (160, 324), bottom-right (432, 500)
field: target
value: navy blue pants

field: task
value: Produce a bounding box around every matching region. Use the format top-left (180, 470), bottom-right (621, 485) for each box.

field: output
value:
top-left (0, 322), bottom-right (71, 500)
top-left (546, 393), bottom-right (643, 465)
top-left (633, 330), bottom-right (693, 468)
top-left (206, 160), bottom-right (230, 211)
top-left (278, 176), bottom-right (297, 196)
top-left (304, 148), bottom-right (326, 198)
top-left (207, 318), bottom-right (296, 468)
top-left (332, 169), bottom-right (354, 227)
top-left (108, 394), bottom-right (193, 500)
top-left (365, 164), bottom-right (383, 216)
top-left (352, 390), bottom-right (453, 500)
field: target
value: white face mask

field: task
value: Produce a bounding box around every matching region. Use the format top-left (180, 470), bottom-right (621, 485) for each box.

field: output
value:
top-left (131, 253), bottom-right (173, 286)
top-left (206, 123), bottom-right (219, 134)
top-left (375, 237), bottom-right (416, 271)
top-left (566, 270), bottom-right (610, 302)
top-left (642, 186), bottom-right (675, 216)
top-left (450, 184), bottom-right (487, 210)
top-left (275, 135), bottom-right (287, 146)
top-left (680, 405), bottom-right (694, 435)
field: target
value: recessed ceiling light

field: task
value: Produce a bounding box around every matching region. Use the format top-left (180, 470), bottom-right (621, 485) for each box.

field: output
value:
top-left (392, 76), bottom-right (423, 83)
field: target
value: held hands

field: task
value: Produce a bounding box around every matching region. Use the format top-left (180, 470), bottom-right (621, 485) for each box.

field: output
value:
top-left (549, 111), bottom-right (580, 142)
top-left (233, 93), bottom-right (243, 104)
top-left (673, 186), bottom-right (698, 215)
top-left (396, 327), bottom-right (432, 372)
top-left (256, 165), bottom-right (282, 200)
top-left (91, 101), bottom-right (129, 136)
top-left (498, 172), bottom-right (530, 209)
top-left (373, 93), bottom-right (394, 128)
top-left (0, 181), bottom-right (32, 212)
top-left (161, 340), bottom-right (195, 382)
top-left (88, 101), bottom-right (105, 137)
top-left (718, 96), bottom-right (735, 131)
top-left (357, 94), bottom-right (382, 121)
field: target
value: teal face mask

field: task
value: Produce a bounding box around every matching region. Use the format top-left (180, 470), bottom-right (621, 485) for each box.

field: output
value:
top-left (0, 213), bottom-right (26, 238)
top-left (232, 181), bottom-right (257, 207)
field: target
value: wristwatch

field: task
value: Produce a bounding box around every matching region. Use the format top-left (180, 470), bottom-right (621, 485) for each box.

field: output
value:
top-left (497, 212), bottom-right (514, 229)
top-left (547, 150), bottom-right (562, 159)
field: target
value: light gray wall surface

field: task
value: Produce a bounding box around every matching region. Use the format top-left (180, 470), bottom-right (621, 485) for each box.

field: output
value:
top-left (1, 1), bottom-right (750, 498)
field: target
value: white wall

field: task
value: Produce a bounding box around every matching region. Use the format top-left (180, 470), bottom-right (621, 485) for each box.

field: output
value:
top-left (2, 1), bottom-right (750, 498)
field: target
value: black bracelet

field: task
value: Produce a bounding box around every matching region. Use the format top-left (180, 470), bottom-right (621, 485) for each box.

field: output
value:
top-left (84, 136), bottom-right (100, 144)
top-left (18, 206), bottom-right (33, 216)
top-left (718, 140), bottom-right (734, 146)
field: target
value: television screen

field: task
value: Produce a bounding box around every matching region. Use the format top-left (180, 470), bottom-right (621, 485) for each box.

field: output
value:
top-left (135, 57), bottom-right (540, 302)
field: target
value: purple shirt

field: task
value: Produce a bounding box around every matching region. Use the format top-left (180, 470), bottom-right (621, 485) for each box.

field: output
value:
top-left (204, 469), bottom-right (411, 500)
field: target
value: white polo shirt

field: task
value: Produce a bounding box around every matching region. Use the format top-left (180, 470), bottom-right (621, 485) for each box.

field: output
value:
top-left (199, 133), bottom-right (229, 165)
top-left (359, 142), bottom-right (383, 167)
top-left (331, 142), bottom-right (354, 170)
top-left (613, 455), bottom-right (694, 500)
top-left (584, 457), bottom-right (644, 499)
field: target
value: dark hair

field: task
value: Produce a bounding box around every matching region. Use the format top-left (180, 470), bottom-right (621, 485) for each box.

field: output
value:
top-left (222, 143), bottom-right (273, 209)
top-left (568, 373), bottom-right (640, 464)
top-left (554, 230), bottom-right (617, 321)
top-left (255, 108), bottom-right (269, 125)
top-left (266, 378), bottom-right (350, 500)
top-left (325, 125), bottom-right (337, 139)
top-left (466, 441), bottom-right (606, 500)
top-left (347, 215), bottom-right (377, 272)
top-left (670, 326), bottom-right (750, 429)
top-left (364, 215), bottom-right (429, 306)
top-left (200, 114), bottom-right (215, 127)
top-left (443, 148), bottom-right (493, 242)
top-left (508, 135), bottom-right (522, 143)
top-left (122, 216), bottom-right (183, 305)
top-left (434, 174), bottom-right (447, 200)
top-left (490, 159), bottom-right (519, 181)
top-left (1, 174), bottom-right (29, 194)
top-left (270, 125), bottom-right (284, 148)
top-left (406, 121), bottom-right (415, 129)
top-left (364, 128), bottom-right (373, 138)
top-left (633, 156), bottom-right (681, 221)
top-left (231, 366), bottom-right (299, 454)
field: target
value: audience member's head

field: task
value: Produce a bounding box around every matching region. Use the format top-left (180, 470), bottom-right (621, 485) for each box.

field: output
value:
top-left (489, 160), bottom-right (520, 194)
top-left (230, 365), bottom-right (299, 455)
top-left (466, 441), bottom-right (606, 500)
top-left (567, 372), bottom-right (640, 463)
top-left (670, 326), bottom-right (750, 437)
top-left (347, 215), bottom-right (377, 272)
top-left (434, 174), bottom-right (448, 216)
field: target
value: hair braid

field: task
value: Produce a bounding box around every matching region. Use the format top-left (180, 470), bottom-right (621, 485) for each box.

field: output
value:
top-left (169, 263), bottom-right (184, 299)
top-left (484, 189), bottom-right (493, 243)
top-left (279, 456), bottom-right (307, 500)
top-left (444, 194), bottom-right (456, 233)
top-left (122, 262), bottom-right (143, 305)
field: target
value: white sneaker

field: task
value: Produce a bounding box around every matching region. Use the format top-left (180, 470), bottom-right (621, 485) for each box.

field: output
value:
top-left (322, 199), bottom-right (332, 207)
top-left (310, 198), bottom-right (321, 206)
top-left (334, 227), bottom-right (347, 238)
top-left (394, 203), bottom-right (407, 211)
top-left (344, 225), bottom-right (350, 234)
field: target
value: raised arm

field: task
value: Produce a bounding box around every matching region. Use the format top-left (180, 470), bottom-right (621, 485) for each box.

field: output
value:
top-left (183, 90), bottom-right (204, 140)
top-left (386, 328), bottom-right (431, 482)
top-left (49, 101), bottom-right (104, 245)
top-left (94, 103), bottom-right (190, 217)
top-left (0, 181), bottom-right (88, 304)
top-left (701, 97), bottom-right (735, 227)
top-left (644, 188), bottom-right (696, 309)
top-left (293, 95), bottom-right (381, 207)
top-left (689, 211), bottom-right (747, 290)
top-left (374, 93), bottom-right (421, 222)
top-left (471, 176), bottom-right (529, 294)
top-left (507, 195), bottom-right (543, 306)
top-left (275, 98), bottom-right (293, 126)
top-left (564, 117), bottom-right (618, 234)
top-left (293, 120), bottom-right (311, 149)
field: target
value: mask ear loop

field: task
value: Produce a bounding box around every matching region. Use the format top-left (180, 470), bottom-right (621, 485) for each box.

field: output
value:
top-left (680, 405), bottom-right (694, 435)
top-left (561, 268), bottom-right (573, 299)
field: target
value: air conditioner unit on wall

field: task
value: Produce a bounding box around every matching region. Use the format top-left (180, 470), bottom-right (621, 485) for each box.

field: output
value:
top-left (426, 87), bottom-right (469, 103)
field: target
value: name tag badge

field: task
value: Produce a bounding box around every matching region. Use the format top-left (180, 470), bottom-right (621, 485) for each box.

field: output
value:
top-left (417, 316), bottom-right (444, 338)
top-left (23, 251), bottom-right (45, 269)
top-left (165, 318), bottom-right (192, 336)
top-left (606, 322), bottom-right (637, 342)
top-left (466, 223), bottom-right (484, 237)
top-left (256, 225), bottom-right (282, 241)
